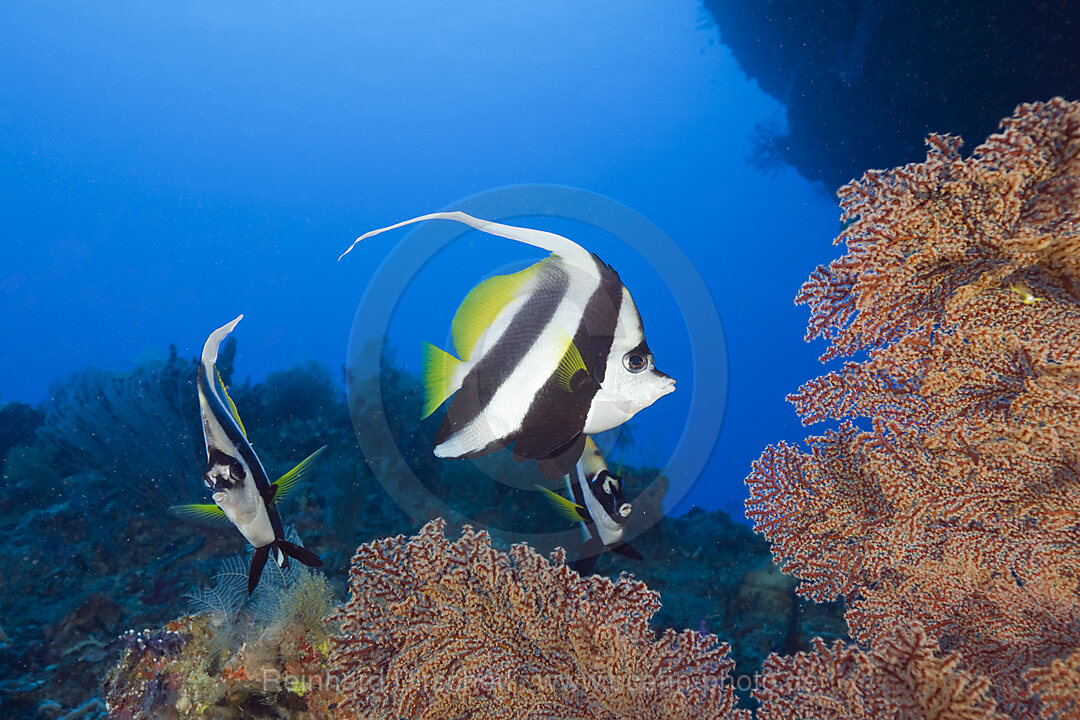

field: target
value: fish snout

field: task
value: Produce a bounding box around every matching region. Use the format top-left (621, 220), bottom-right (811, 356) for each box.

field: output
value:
top-left (656, 371), bottom-right (676, 395)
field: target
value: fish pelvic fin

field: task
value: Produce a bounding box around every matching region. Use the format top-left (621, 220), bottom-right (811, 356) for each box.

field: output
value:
top-left (340, 211), bottom-right (598, 276)
top-left (569, 538), bottom-right (606, 576)
top-left (535, 484), bottom-right (588, 524)
top-left (277, 539), bottom-right (323, 568)
top-left (248, 544), bottom-right (271, 595)
top-left (612, 542), bottom-right (644, 562)
top-left (422, 342), bottom-right (463, 419)
top-left (271, 445), bottom-right (327, 504)
top-left (169, 503), bottom-right (230, 526)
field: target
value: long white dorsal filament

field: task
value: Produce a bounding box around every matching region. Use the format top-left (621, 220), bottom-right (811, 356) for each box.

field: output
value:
top-left (339, 211), bottom-right (598, 275)
top-left (202, 314), bottom-right (244, 367)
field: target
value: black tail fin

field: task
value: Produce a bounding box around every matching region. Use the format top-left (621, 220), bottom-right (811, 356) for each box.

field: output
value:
top-left (277, 539), bottom-right (323, 568)
top-left (248, 545), bottom-right (271, 594)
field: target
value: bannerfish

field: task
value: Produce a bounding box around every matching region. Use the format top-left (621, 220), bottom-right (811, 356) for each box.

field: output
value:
top-left (173, 315), bottom-right (325, 593)
top-left (340, 211), bottom-right (676, 478)
top-left (536, 436), bottom-right (643, 575)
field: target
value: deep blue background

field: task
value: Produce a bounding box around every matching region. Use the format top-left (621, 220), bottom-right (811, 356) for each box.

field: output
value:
top-left (1, 1), bottom-right (840, 518)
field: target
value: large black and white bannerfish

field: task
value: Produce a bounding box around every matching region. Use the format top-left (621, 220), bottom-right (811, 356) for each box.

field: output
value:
top-left (173, 315), bottom-right (325, 594)
top-left (536, 436), bottom-right (643, 575)
top-left (340, 211), bottom-right (676, 479)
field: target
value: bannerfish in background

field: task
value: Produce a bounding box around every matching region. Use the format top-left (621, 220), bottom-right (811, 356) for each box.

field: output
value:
top-left (536, 436), bottom-right (643, 575)
top-left (340, 211), bottom-right (676, 479)
top-left (172, 315), bottom-right (326, 594)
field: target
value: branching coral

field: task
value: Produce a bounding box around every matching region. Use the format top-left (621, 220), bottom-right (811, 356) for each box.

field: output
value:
top-left (755, 623), bottom-right (1006, 720)
top-left (746, 98), bottom-right (1080, 717)
top-left (39, 351), bottom-right (204, 510)
top-left (330, 519), bottom-right (747, 720)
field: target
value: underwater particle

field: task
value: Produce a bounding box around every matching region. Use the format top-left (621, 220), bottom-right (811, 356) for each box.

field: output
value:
top-left (342, 211), bottom-right (676, 479)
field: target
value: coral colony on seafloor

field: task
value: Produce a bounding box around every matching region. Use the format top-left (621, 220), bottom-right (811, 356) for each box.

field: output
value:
top-left (78, 98), bottom-right (1080, 718)
top-left (748, 98), bottom-right (1080, 717)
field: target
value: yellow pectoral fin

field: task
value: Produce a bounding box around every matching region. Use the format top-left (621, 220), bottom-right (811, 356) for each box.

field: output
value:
top-left (535, 484), bottom-right (588, 524)
top-left (422, 343), bottom-right (462, 419)
top-left (272, 445), bottom-right (327, 504)
top-left (552, 328), bottom-right (590, 393)
top-left (169, 503), bottom-right (230, 526)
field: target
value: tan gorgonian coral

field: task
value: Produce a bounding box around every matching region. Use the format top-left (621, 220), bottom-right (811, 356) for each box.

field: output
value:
top-left (755, 624), bottom-right (1006, 720)
top-left (745, 98), bottom-right (1080, 717)
top-left (329, 519), bottom-right (748, 720)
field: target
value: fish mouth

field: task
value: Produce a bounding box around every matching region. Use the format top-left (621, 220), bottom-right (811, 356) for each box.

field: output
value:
top-left (212, 491), bottom-right (227, 504)
top-left (659, 374), bottom-right (676, 396)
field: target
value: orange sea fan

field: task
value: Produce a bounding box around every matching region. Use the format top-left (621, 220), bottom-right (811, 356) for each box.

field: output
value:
top-left (746, 98), bottom-right (1080, 717)
top-left (329, 519), bottom-right (748, 720)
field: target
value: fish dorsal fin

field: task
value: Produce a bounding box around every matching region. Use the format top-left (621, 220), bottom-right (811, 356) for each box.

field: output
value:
top-left (535, 484), bottom-right (588, 524)
top-left (552, 328), bottom-right (591, 393)
top-left (169, 503), bottom-right (230, 526)
top-left (215, 367), bottom-right (247, 438)
top-left (339, 211), bottom-right (599, 276)
top-left (271, 445), bottom-right (327, 504)
top-left (421, 343), bottom-right (463, 419)
top-left (202, 314), bottom-right (243, 367)
top-left (452, 263), bottom-right (538, 361)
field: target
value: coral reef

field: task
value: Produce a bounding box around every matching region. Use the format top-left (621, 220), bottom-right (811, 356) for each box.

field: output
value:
top-left (330, 519), bottom-right (748, 720)
top-left (746, 99), bottom-right (1080, 716)
top-left (3, 342), bottom-right (812, 718)
top-left (0, 401), bottom-right (44, 466)
top-left (37, 352), bottom-right (205, 511)
top-left (755, 624), bottom-right (1006, 720)
top-left (103, 562), bottom-right (341, 720)
top-left (589, 506), bottom-right (848, 683)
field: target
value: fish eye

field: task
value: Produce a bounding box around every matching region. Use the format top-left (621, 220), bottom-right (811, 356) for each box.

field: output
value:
top-left (622, 352), bottom-right (649, 373)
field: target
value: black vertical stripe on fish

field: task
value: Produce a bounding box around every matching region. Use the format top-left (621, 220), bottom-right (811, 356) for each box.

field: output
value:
top-left (507, 258), bottom-right (624, 477)
top-left (434, 261), bottom-right (570, 448)
top-left (575, 256), bottom-right (626, 386)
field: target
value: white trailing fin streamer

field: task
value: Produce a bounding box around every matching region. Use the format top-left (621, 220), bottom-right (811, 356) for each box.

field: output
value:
top-left (338, 211), bottom-right (598, 276)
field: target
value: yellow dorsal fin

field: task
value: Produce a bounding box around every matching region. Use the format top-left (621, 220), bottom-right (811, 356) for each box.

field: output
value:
top-left (552, 327), bottom-right (590, 393)
top-left (215, 367), bottom-right (247, 438)
top-left (169, 503), bottom-right (230, 526)
top-left (422, 342), bottom-right (463, 419)
top-left (535, 484), bottom-right (587, 524)
top-left (451, 263), bottom-right (539, 361)
top-left (271, 445), bottom-right (327, 504)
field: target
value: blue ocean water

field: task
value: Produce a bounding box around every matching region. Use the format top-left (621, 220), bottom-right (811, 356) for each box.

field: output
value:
top-left (7, 3), bottom-right (1076, 718)
top-left (0, 0), bottom-right (836, 518)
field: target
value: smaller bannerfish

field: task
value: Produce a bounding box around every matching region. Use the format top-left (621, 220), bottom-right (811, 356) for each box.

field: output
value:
top-left (173, 315), bottom-right (325, 593)
top-left (536, 436), bottom-right (643, 575)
